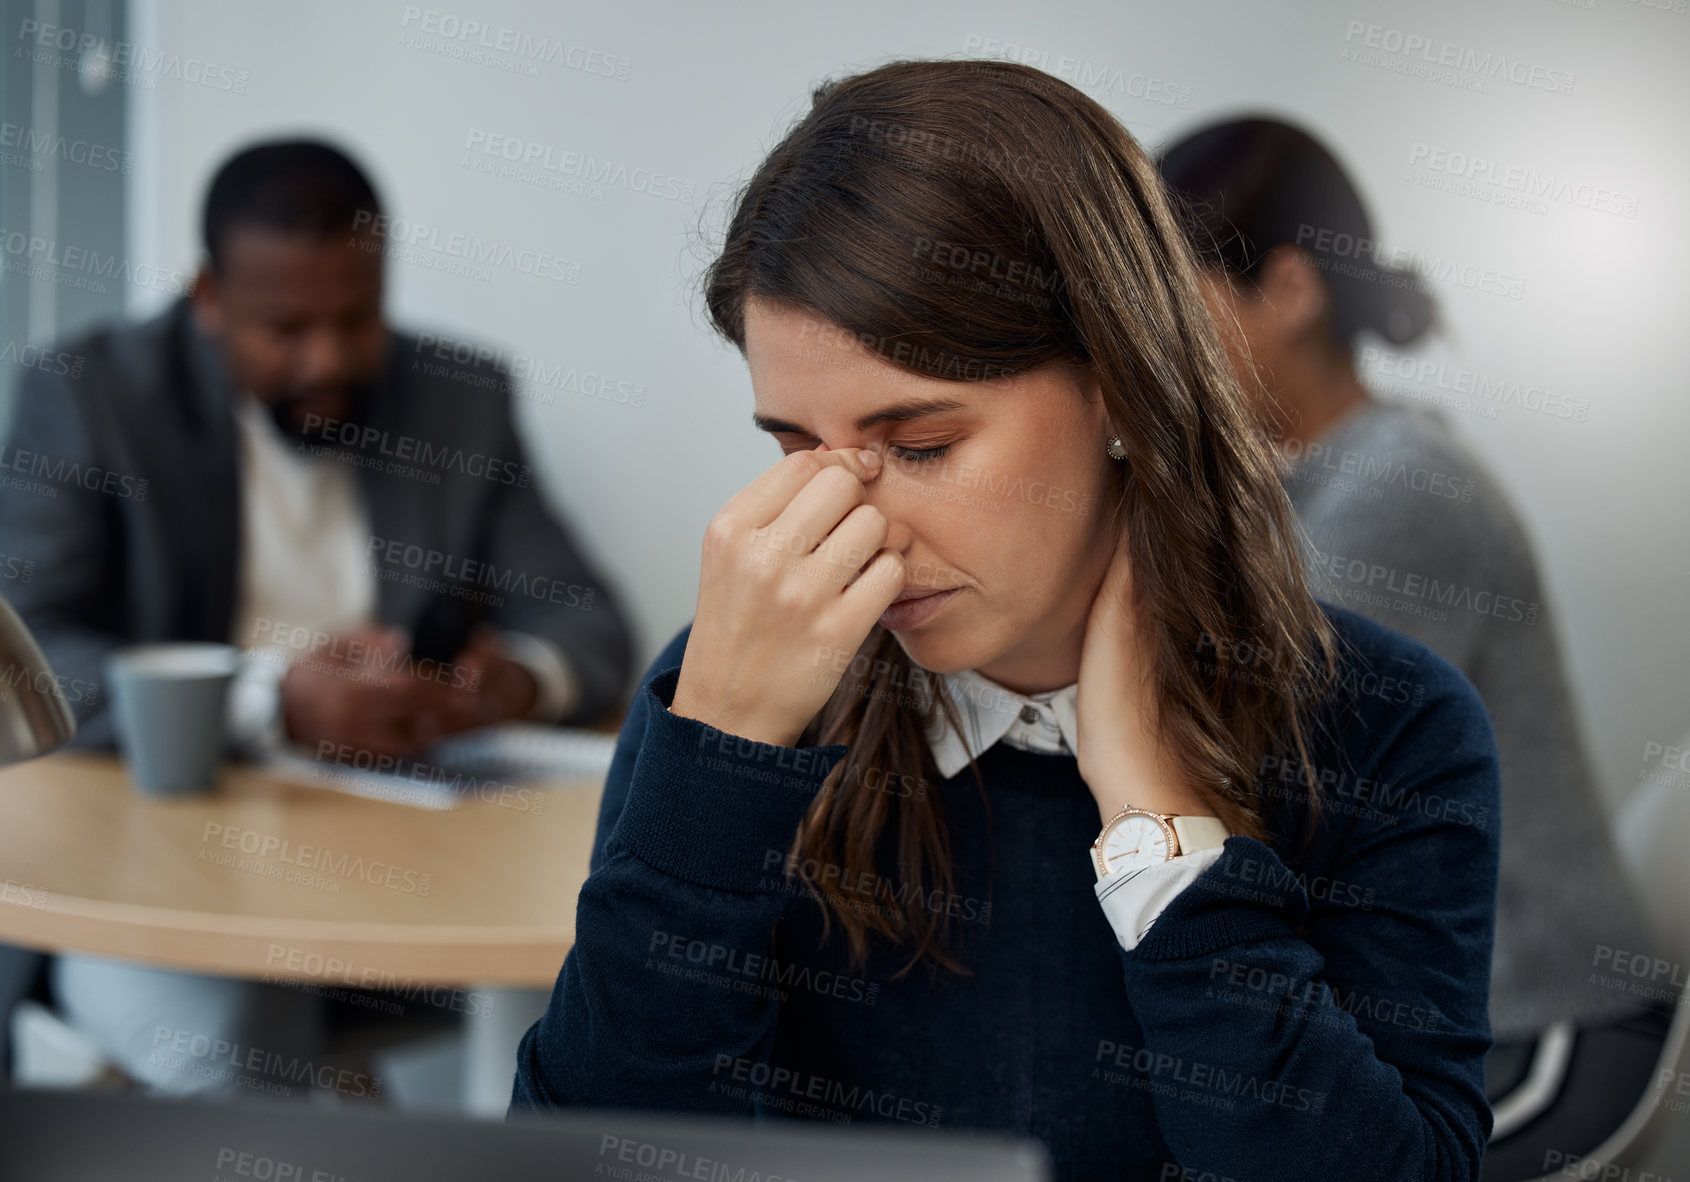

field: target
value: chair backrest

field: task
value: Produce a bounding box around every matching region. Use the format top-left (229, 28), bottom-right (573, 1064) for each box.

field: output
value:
top-left (1616, 726), bottom-right (1690, 969)
top-left (1518, 996), bottom-right (1690, 1180)
top-left (1524, 728), bottom-right (1690, 1179)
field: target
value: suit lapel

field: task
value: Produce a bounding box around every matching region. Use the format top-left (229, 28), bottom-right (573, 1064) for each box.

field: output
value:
top-left (177, 303), bottom-right (242, 643)
top-left (357, 335), bottom-right (456, 650)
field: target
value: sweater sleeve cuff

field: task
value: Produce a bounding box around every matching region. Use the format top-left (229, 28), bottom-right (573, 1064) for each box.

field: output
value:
top-left (607, 665), bottom-right (848, 894)
top-left (1129, 835), bottom-right (1312, 961)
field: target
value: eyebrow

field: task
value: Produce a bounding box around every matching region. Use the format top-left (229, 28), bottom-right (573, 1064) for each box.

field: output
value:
top-left (752, 396), bottom-right (970, 436)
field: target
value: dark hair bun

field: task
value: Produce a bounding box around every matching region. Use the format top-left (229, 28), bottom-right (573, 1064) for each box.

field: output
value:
top-left (1157, 117), bottom-right (1436, 350)
top-left (1327, 256), bottom-right (1436, 347)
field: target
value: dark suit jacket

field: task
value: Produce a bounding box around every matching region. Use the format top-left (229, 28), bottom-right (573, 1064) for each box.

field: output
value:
top-left (0, 297), bottom-right (636, 748)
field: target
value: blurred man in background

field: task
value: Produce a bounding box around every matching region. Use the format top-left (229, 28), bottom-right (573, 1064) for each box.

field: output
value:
top-left (0, 139), bottom-right (634, 1090)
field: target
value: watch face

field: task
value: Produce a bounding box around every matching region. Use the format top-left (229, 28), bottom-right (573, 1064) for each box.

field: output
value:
top-left (1097, 812), bottom-right (1174, 876)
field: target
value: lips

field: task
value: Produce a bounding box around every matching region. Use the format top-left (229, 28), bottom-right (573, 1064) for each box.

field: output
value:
top-left (878, 585), bottom-right (963, 631)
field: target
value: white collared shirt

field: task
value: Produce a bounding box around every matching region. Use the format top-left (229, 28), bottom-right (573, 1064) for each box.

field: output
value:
top-left (923, 666), bottom-right (1225, 951)
top-left (225, 393), bottom-right (578, 750)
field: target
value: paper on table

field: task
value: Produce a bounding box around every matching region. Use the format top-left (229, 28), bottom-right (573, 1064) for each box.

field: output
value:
top-left (256, 723), bottom-right (619, 809)
top-left (427, 723), bottom-right (618, 782)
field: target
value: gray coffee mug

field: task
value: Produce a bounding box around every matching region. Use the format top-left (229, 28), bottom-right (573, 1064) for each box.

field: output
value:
top-left (104, 643), bottom-right (239, 796)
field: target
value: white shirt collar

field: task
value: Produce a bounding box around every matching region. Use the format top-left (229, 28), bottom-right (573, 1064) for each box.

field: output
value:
top-left (921, 665), bottom-right (1080, 779)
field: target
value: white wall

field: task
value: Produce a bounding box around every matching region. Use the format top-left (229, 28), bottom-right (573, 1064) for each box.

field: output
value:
top-left (127, 0), bottom-right (1689, 808)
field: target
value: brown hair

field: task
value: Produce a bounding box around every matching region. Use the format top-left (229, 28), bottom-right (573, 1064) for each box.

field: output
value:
top-left (703, 59), bottom-right (1339, 977)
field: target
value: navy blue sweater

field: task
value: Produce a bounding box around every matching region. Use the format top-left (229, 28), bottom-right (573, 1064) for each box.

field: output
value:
top-left (511, 605), bottom-right (1500, 1181)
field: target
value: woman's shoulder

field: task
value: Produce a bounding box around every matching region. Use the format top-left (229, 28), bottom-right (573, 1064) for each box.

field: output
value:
top-left (1309, 602), bottom-right (1499, 810)
top-left (1318, 598), bottom-right (1479, 710)
top-left (1255, 603), bottom-right (1500, 868)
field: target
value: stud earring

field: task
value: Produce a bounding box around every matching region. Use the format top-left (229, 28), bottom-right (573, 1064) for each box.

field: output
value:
top-left (1105, 435), bottom-right (1127, 460)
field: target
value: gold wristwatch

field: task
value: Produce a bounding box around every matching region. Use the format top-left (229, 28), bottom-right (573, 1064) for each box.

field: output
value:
top-left (1091, 806), bottom-right (1230, 880)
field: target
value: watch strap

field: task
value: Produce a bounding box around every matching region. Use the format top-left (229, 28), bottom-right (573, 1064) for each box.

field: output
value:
top-left (1170, 814), bottom-right (1230, 857)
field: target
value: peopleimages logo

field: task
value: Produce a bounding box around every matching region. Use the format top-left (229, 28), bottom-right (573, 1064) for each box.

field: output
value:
top-left (1408, 143), bottom-right (1641, 220)
top-left (15, 18), bottom-right (251, 93)
top-left (0, 664), bottom-right (99, 708)
top-left (348, 210), bottom-right (580, 285)
top-left (0, 544), bottom-right (38, 575)
top-left (0, 877), bottom-right (49, 909)
top-left (711, 1055), bottom-right (944, 1127)
top-left (647, 929), bottom-right (881, 1006)
top-left (200, 822), bottom-right (433, 896)
top-left (410, 333), bottom-right (646, 409)
top-left (1339, 20), bottom-right (1576, 96)
top-left (0, 338), bottom-right (85, 378)
top-left (398, 7), bottom-right (632, 80)
top-left (0, 443), bottom-right (147, 500)
top-left (0, 122), bottom-right (131, 173)
top-left (298, 412), bottom-right (531, 487)
top-left (1293, 223), bottom-right (1525, 301)
top-left (597, 1135), bottom-right (797, 1182)
top-left (1308, 546), bottom-right (1540, 626)
top-left (263, 945), bottom-right (498, 1017)
top-left (249, 617), bottom-right (482, 690)
top-left (149, 1026), bottom-right (379, 1098)
top-left (0, 227), bottom-right (194, 298)
top-left (961, 34), bottom-right (1193, 108)
top-left (1359, 347), bottom-right (1589, 423)
top-left (1277, 436), bottom-right (1475, 502)
top-left (462, 129), bottom-right (697, 203)
top-left (365, 535), bottom-right (595, 610)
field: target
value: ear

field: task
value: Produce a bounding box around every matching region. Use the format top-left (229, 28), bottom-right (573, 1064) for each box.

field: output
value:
top-left (1254, 245), bottom-right (1330, 340)
top-left (190, 264), bottom-right (224, 336)
top-left (1074, 366), bottom-right (1114, 436)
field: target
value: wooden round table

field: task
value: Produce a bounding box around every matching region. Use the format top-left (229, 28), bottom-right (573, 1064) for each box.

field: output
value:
top-left (0, 752), bottom-right (605, 1111)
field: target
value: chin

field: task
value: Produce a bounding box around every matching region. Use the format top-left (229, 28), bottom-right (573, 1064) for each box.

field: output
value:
top-left (888, 614), bottom-right (1007, 676)
top-left (297, 394), bottom-right (353, 424)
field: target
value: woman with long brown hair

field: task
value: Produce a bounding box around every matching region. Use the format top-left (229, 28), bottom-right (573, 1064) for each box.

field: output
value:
top-left (512, 59), bottom-right (1500, 1181)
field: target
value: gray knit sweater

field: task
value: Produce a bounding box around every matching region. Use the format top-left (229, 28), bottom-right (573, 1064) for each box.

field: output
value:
top-left (1283, 400), bottom-right (1655, 1041)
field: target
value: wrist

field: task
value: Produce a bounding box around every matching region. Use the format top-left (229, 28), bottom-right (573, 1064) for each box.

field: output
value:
top-left (1087, 780), bottom-right (1215, 827)
top-left (278, 663), bottom-right (308, 743)
top-left (499, 660), bottom-right (539, 720)
top-left (1083, 746), bottom-right (1213, 820)
top-left (668, 681), bottom-right (802, 748)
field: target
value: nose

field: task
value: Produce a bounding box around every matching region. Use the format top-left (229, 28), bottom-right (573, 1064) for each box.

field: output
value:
top-left (854, 455), bottom-right (916, 560)
top-left (298, 324), bottom-right (357, 386)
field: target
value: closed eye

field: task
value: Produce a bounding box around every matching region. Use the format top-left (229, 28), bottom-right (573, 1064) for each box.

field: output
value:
top-left (889, 443), bottom-right (951, 463)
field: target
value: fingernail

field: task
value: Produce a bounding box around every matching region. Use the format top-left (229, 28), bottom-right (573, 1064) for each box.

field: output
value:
top-left (859, 449), bottom-right (880, 469)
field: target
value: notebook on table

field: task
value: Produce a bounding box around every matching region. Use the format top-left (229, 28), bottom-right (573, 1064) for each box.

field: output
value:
top-left (256, 723), bottom-right (619, 809)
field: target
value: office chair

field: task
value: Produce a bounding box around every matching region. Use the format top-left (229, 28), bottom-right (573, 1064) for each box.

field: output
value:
top-left (1508, 727), bottom-right (1690, 1180)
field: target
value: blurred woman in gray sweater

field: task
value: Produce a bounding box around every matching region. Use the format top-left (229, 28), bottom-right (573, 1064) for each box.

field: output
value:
top-left (1158, 117), bottom-right (1668, 1179)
